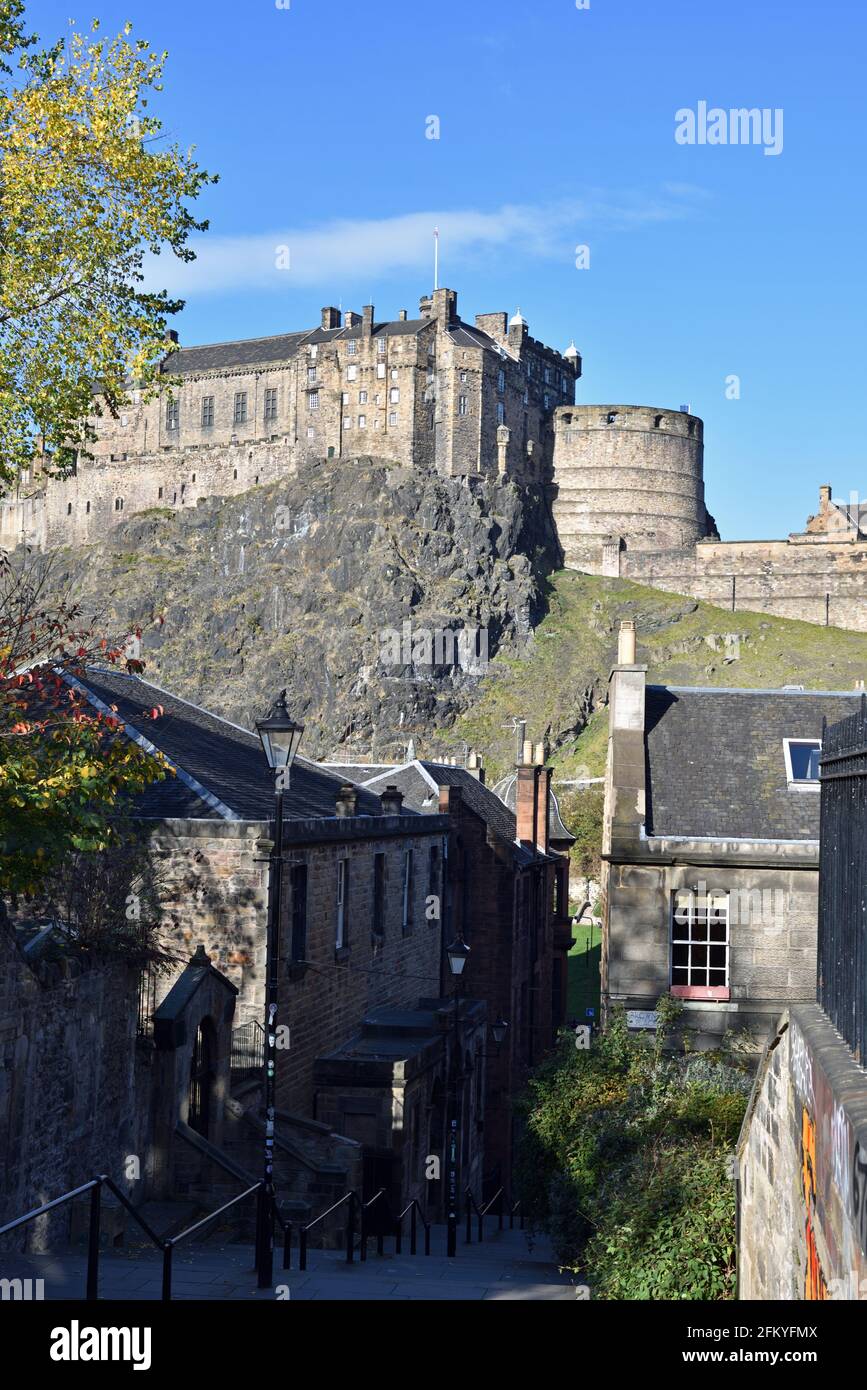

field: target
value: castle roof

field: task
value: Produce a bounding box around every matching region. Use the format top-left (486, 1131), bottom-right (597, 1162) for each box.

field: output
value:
top-left (162, 317), bottom-right (432, 376)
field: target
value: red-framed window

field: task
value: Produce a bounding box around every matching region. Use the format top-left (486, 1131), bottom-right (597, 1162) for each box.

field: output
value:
top-left (670, 890), bottom-right (730, 1001)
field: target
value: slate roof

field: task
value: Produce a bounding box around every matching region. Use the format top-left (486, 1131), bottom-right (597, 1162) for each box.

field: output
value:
top-left (162, 317), bottom-right (432, 376)
top-left (331, 757), bottom-right (542, 865)
top-left (644, 685), bottom-right (865, 841)
top-left (67, 668), bottom-right (386, 823)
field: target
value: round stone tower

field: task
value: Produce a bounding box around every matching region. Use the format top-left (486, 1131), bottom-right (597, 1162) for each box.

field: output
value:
top-left (551, 404), bottom-right (714, 574)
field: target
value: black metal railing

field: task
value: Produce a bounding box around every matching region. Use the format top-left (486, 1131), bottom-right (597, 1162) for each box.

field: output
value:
top-left (230, 1019), bottom-right (265, 1086)
top-left (464, 1187), bottom-right (522, 1244)
top-left (136, 965), bottom-right (157, 1039)
top-left (395, 1198), bottom-right (431, 1257)
top-left (0, 1174), bottom-right (291, 1300)
top-left (298, 1191), bottom-right (359, 1271)
top-left (819, 699), bottom-right (867, 1062)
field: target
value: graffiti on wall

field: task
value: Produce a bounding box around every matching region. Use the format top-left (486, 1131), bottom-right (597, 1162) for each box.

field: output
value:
top-left (800, 1105), bottom-right (829, 1301)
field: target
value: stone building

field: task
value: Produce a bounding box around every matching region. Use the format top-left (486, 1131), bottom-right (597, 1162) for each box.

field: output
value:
top-left (738, 701), bottom-right (867, 1301)
top-left (0, 287), bottom-right (580, 551)
top-left (322, 745), bottom-right (573, 1198)
top-left (601, 621), bottom-right (864, 1049)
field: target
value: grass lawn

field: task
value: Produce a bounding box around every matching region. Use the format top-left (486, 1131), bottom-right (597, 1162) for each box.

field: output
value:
top-left (566, 914), bottom-right (602, 1025)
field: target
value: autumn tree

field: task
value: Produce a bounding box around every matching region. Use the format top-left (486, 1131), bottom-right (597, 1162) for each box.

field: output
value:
top-left (0, 551), bottom-right (168, 899)
top-left (0, 1), bottom-right (214, 488)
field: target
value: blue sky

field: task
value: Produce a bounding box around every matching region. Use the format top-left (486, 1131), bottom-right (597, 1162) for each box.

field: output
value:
top-left (30, 0), bottom-right (867, 540)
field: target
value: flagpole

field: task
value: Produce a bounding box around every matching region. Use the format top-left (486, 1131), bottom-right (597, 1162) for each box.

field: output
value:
top-left (434, 227), bottom-right (439, 291)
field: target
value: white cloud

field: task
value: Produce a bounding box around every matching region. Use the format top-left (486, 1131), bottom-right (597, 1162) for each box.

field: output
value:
top-left (144, 191), bottom-right (705, 299)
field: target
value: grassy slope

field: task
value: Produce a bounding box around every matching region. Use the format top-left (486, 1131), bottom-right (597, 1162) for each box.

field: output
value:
top-left (446, 570), bottom-right (867, 782)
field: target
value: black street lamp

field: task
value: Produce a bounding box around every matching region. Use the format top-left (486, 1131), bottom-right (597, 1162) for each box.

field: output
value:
top-left (491, 1016), bottom-right (509, 1048)
top-left (445, 936), bottom-right (470, 1257)
top-left (254, 690), bottom-right (303, 1287)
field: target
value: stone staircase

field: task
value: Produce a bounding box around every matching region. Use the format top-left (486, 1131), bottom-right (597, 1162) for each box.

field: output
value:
top-left (1, 1222), bottom-right (581, 1301)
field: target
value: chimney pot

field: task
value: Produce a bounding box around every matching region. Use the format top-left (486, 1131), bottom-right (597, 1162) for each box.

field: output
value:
top-left (380, 784), bottom-right (404, 815)
top-left (521, 739), bottom-right (533, 766)
top-left (617, 620), bottom-right (637, 666)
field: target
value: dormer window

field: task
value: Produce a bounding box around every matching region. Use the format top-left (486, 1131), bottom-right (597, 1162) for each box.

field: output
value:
top-left (784, 739), bottom-right (821, 788)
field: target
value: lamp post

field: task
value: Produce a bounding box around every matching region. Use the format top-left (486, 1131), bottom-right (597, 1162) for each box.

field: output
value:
top-left (254, 690), bottom-right (303, 1287)
top-left (445, 937), bottom-right (470, 1257)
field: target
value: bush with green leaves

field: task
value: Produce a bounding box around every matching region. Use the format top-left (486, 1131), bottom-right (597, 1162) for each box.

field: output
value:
top-left (515, 1000), bottom-right (749, 1299)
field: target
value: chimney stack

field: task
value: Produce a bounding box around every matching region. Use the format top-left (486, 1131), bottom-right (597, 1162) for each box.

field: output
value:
top-left (399, 309), bottom-right (408, 321)
top-left (534, 742), bottom-right (550, 855)
top-left (344, 310), bottom-right (362, 329)
top-left (335, 782), bottom-right (359, 818)
top-left (362, 304), bottom-right (374, 338)
top-left (515, 740), bottom-right (539, 847)
top-left (321, 307), bottom-right (341, 329)
top-left (819, 484), bottom-right (832, 513)
top-left (617, 619), bottom-right (637, 666)
top-left (380, 784), bottom-right (404, 816)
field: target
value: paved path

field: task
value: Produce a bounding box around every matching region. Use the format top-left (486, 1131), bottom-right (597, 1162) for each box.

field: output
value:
top-left (2, 1224), bottom-right (579, 1301)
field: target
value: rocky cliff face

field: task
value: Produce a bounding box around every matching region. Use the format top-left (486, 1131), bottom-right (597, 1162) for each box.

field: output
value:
top-left (47, 457), bottom-right (559, 758)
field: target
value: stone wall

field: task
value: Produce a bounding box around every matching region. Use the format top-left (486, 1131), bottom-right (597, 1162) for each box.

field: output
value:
top-left (621, 535), bottom-right (867, 633)
top-left (738, 1004), bottom-right (867, 1300)
top-left (0, 929), bottom-right (150, 1241)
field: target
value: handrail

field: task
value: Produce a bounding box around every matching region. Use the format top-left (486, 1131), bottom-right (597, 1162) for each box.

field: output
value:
top-left (465, 1187), bottom-right (523, 1244)
top-left (360, 1188), bottom-right (394, 1261)
top-left (395, 1198), bottom-right (431, 1257)
top-left (298, 1190), bottom-right (359, 1271)
top-left (0, 1171), bottom-right (292, 1299)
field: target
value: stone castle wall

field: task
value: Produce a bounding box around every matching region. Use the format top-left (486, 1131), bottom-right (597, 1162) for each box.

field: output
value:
top-left (0, 288), bottom-right (579, 552)
top-left (551, 404), bottom-right (711, 572)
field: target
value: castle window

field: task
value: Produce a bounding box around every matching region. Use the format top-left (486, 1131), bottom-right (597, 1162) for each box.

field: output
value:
top-left (358, 414), bottom-right (367, 428)
top-left (458, 395), bottom-right (468, 417)
top-left (67, 502), bottom-right (72, 515)
top-left (459, 370), bottom-right (468, 384)
top-left (343, 417), bottom-right (352, 430)
top-left (86, 500), bottom-right (90, 513)
top-left (336, 859), bottom-right (350, 950)
top-left (654, 414), bottom-right (664, 429)
top-left (687, 420), bottom-right (696, 436)
top-left (389, 387), bottom-right (400, 404)
top-left (376, 338), bottom-right (386, 355)
top-left (606, 411), bottom-right (618, 424)
top-left (346, 340), bottom-right (357, 356)
top-left (390, 368), bottom-right (399, 381)
top-left (497, 402), bottom-right (506, 426)
top-left (158, 487), bottom-right (163, 499)
top-left (308, 391), bottom-right (320, 411)
top-left (201, 396), bottom-right (214, 427)
top-left (191, 473), bottom-right (196, 483)
top-left (306, 427), bottom-right (315, 439)
top-left (307, 367), bottom-right (317, 384)
top-left (497, 369), bottom-right (505, 394)
top-left (233, 392), bottom-right (248, 424)
top-left (388, 412), bottom-right (397, 427)
top-left (523, 389), bottom-right (529, 406)
top-left (309, 343), bottom-right (318, 359)
top-left (347, 365), bottom-right (358, 382)
top-left (264, 388), bottom-right (278, 420)
top-left (544, 394), bottom-right (550, 410)
top-left (401, 849), bottom-right (413, 934)
top-left (359, 390), bottom-right (368, 405)
top-left (376, 362), bottom-right (386, 379)
top-left (166, 399), bottom-right (179, 431)
top-left (232, 469), bottom-right (237, 480)
top-left (544, 367), bottom-right (551, 384)
top-left (562, 379), bottom-right (569, 396)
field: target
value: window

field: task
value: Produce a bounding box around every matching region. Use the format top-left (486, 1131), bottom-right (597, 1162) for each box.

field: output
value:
top-left (343, 417), bottom-right (352, 430)
top-left (389, 387), bottom-right (400, 404)
top-left (347, 340), bottom-right (357, 356)
top-left (291, 864), bottom-right (308, 963)
top-left (428, 844), bottom-right (440, 906)
top-left (459, 370), bottom-right (468, 384)
top-left (358, 414), bottom-right (367, 428)
top-left (372, 854), bottom-right (385, 938)
top-left (497, 369), bottom-right (505, 394)
top-left (497, 402), bottom-right (505, 426)
top-left (388, 412), bottom-right (397, 427)
top-left (306, 426), bottom-right (315, 439)
top-left (347, 365), bottom-right (358, 382)
top-left (543, 393), bottom-right (550, 410)
top-left (263, 388), bottom-right (278, 421)
top-left (342, 392), bottom-right (349, 405)
top-left (336, 859), bottom-right (350, 950)
top-left (358, 390), bottom-right (368, 404)
top-left (308, 391), bottom-right (320, 411)
top-left (201, 395), bottom-right (214, 427)
top-left (671, 891), bottom-right (730, 999)
top-left (458, 395), bottom-right (468, 417)
top-left (86, 500), bottom-right (91, 513)
top-left (376, 362), bottom-right (386, 378)
top-left (233, 392), bottom-right (248, 424)
top-left (390, 368), bottom-right (399, 381)
top-left (544, 366), bottom-right (551, 384)
top-left (166, 399), bottom-right (179, 431)
top-left (307, 366), bottom-right (317, 383)
top-left (784, 738), bottom-right (821, 786)
top-left (67, 502), bottom-right (72, 515)
top-left (376, 338), bottom-right (386, 355)
top-left (401, 849), bottom-right (413, 933)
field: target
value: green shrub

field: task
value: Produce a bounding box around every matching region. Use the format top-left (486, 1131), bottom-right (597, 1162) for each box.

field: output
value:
top-left (515, 1002), bottom-right (748, 1299)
